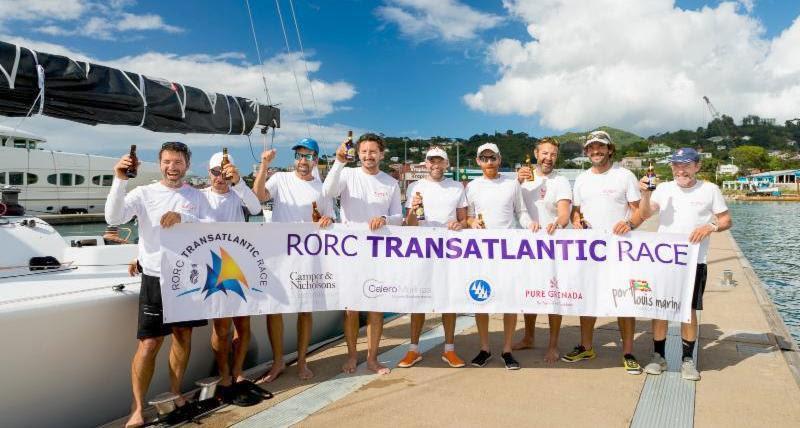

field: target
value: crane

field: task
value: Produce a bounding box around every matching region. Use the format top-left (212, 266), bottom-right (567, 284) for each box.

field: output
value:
top-left (703, 95), bottom-right (730, 144)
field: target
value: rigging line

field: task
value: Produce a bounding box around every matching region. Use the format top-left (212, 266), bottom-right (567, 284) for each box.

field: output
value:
top-left (244, 0), bottom-right (273, 106)
top-left (274, 0), bottom-right (312, 138)
top-left (287, 0), bottom-right (325, 144)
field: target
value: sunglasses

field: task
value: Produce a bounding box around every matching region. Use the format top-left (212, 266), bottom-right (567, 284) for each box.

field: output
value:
top-left (209, 168), bottom-right (222, 176)
top-left (478, 155), bottom-right (498, 163)
top-left (294, 152), bottom-right (317, 161)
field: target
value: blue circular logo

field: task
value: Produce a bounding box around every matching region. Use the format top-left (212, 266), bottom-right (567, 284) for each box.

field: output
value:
top-left (468, 279), bottom-right (491, 302)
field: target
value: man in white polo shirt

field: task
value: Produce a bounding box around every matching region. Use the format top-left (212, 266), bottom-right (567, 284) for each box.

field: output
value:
top-left (251, 138), bottom-right (335, 382)
top-left (466, 142), bottom-right (532, 370)
top-left (512, 137), bottom-right (572, 363)
top-left (323, 132), bottom-right (402, 375)
top-left (564, 130), bottom-right (645, 375)
top-left (638, 148), bottom-right (731, 381)
top-left (398, 146), bottom-right (468, 369)
top-left (202, 151), bottom-right (265, 406)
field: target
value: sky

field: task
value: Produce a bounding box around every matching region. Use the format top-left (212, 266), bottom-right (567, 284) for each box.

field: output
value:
top-left (1, 0), bottom-right (800, 172)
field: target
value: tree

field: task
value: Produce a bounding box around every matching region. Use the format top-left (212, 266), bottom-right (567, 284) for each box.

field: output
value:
top-left (729, 145), bottom-right (769, 171)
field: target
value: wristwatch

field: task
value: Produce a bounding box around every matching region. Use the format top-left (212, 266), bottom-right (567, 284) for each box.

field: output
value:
top-left (625, 220), bottom-right (636, 230)
top-left (708, 222), bottom-right (719, 232)
top-left (555, 223), bottom-right (564, 229)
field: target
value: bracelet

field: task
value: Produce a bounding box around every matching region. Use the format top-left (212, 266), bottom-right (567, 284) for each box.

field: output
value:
top-left (555, 223), bottom-right (564, 229)
top-left (708, 223), bottom-right (718, 232)
top-left (625, 220), bottom-right (635, 230)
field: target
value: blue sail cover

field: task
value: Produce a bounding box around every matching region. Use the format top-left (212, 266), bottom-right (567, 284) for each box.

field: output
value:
top-left (0, 40), bottom-right (280, 134)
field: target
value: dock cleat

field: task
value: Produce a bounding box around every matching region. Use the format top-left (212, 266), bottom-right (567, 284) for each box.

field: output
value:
top-left (623, 354), bottom-right (643, 375)
top-left (561, 345), bottom-right (596, 363)
top-left (644, 353), bottom-right (668, 375)
top-left (398, 351), bottom-right (422, 368)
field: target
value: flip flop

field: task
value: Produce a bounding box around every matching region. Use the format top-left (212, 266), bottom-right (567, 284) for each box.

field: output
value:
top-left (236, 380), bottom-right (274, 400)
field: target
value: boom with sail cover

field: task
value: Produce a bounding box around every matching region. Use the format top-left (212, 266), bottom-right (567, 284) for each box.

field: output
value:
top-left (0, 40), bottom-right (279, 135)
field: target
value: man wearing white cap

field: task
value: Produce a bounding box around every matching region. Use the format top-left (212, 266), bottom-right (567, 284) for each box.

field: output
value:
top-left (252, 138), bottom-right (335, 382)
top-left (638, 147), bottom-right (731, 381)
top-left (512, 137), bottom-right (572, 363)
top-left (564, 130), bottom-right (644, 374)
top-left (202, 151), bottom-right (265, 405)
top-left (466, 142), bottom-right (532, 370)
top-left (398, 146), bottom-right (468, 369)
top-left (323, 132), bottom-right (402, 375)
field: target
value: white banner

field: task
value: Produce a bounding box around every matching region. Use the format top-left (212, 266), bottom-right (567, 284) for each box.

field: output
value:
top-left (160, 224), bottom-right (698, 323)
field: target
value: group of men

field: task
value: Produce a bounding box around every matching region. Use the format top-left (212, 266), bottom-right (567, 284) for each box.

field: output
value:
top-left (106, 130), bottom-right (731, 428)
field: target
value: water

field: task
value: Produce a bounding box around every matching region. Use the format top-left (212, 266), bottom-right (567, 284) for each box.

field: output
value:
top-left (728, 201), bottom-right (800, 344)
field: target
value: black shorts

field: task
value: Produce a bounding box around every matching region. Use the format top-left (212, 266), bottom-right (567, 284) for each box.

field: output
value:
top-left (691, 264), bottom-right (708, 311)
top-left (138, 274), bottom-right (207, 339)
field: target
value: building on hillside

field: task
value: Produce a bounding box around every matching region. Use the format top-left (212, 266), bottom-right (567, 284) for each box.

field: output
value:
top-left (718, 164), bottom-right (740, 175)
top-left (717, 144), bottom-right (727, 150)
top-left (620, 157), bottom-right (645, 169)
top-left (741, 135), bottom-right (751, 141)
top-left (698, 152), bottom-right (712, 159)
top-left (787, 140), bottom-right (797, 147)
top-left (707, 136), bottom-right (725, 144)
top-left (569, 156), bottom-right (590, 166)
top-left (647, 143), bottom-right (672, 156)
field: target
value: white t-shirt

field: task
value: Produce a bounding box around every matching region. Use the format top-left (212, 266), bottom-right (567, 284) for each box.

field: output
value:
top-left (322, 161), bottom-right (402, 225)
top-left (466, 175), bottom-right (530, 229)
top-left (405, 177), bottom-right (467, 227)
top-left (520, 170), bottom-right (572, 226)
top-left (201, 180), bottom-right (263, 222)
top-left (265, 171), bottom-right (335, 223)
top-left (573, 165), bottom-right (641, 232)
top-left (651, 180), bottom-right (728, 263)
top-left (105, 178), bottom-right (209, 276)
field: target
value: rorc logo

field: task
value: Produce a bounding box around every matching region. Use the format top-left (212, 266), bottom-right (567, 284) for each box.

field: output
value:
top-left (468, 279), bottom-right (492, 302)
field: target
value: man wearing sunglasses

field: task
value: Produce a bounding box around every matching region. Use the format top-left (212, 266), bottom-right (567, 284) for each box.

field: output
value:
top-left (106, 141), bottom-right (211, 428)
top-left (322, 132), bottom-right (402, 375)
top-left (565, 130), bottom-right (644, 375)
top-left (398, 146), bottom-right (468, 369)
top-left (466, 142), bottom-right (532, 370)
top-left (252, 138), bottom-right (335, 383)
top-left (201, 151), bottom-right (264, 406)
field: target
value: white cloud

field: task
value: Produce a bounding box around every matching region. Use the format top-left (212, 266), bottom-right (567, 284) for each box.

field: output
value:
top-left (376, 0), bottom-right (503, 42)
top-left (118, 13), bottom-right (183, 33)
top-left (0, 0), bottom-right (86, 21)
top-left (464, 0), bottom-right (800, 134)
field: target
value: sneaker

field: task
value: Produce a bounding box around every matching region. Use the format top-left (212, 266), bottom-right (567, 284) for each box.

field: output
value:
top-left (623, 354), bottom-right (643, 375)
top-left (397, 351), bottom-right (422, 368)
top-left (681, 358), bottom-right (701, 381)
top-left (501, 352), bottom-right (520, 370)
top-left (644, 353), bottom-right (667, 375)
top-left (560, 345), bottom-right (596, 363)
top-left (470, 350), bottom-right (492, 367)
top-left (441, 351), bottom-right (465, 368)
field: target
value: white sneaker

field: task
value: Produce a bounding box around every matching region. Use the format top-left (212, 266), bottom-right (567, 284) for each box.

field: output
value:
top-left (644, 353), bottom-right (667, 375)
top-left (681, 358), bottom-right (701, 381)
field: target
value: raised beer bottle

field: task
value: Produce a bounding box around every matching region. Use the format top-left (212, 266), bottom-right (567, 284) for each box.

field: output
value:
top-left (579, 211), bottom-right (590, 229)
top-left (415, 192), bottom-right (425, 220)
top-left (524, 153), bottom-right (535, 182)
top-left (344, 130), bottom-right (356, 162)
top-left (477, 213), bottom-right (485, 228)
top-left (125, 144), bottom-right (138, 179)
top-left (646, 161), bottom-right (657, 191)
top-left (311, 201), bottom-right (322, 222)
top-left (221, 147), bottom-right (231, 179)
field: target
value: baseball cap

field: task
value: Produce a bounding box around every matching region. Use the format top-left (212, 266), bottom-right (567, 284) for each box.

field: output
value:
top-left (669, 148), bottom-right (700, 163)
top-left (477, 142), bottom-right (500, 156)
top-left (425, 147), bottom-right (448, 160)
top-left (292, 137), bottom-right (320, 154)
top-left (209, 151), bottom-right (235, 170)
top-left (583, 130), bottom-right (613, 147)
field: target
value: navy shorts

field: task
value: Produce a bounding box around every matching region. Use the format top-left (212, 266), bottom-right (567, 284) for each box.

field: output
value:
top-left (691, 264), bottom-right (707, 311)
top-left (137, 274), bottom-right (207, 339)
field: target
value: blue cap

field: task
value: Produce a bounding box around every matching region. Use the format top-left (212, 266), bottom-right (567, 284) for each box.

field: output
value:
top-left (292, 138), bottom-right (319, 155)
top-left (669, 147), bottom-right (700, 163)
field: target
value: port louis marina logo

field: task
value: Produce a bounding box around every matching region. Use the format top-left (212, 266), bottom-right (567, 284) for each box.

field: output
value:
top-left (524, 277), bottom-right (584, 306)
top-left (611, 279), bottom-right (680, 312)
top-left (170, 232), bottom-right (268, 302)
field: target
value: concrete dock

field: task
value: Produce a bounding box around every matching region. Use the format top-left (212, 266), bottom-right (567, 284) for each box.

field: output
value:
top-left (111, 227), bottom-right (800, 427)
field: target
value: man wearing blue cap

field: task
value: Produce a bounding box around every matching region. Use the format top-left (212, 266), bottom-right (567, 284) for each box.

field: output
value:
top-left (638, 147), bottom-right (732, 381)
top-left (252, 138), bottom-right (335, 382)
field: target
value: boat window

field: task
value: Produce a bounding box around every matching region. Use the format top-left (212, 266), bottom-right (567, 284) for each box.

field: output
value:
top-left (47, 174), bottom-right (57, 185)
top-left (75, 175), bottom-right (85, 185)
top-left (92, 175), bottom-right (101, 185)
top-left (27, 173), bottom-right (38, 185)
top-left (60, 173), bottom-right (73, 186)
top-left (13, 139), bottom-right (26, 148)
top-left (0, 172), bottom-right (5, 184)
top-left (9, 172), bottom-right (24, 185)
top-left (103, 175), bottom-right (113, 186)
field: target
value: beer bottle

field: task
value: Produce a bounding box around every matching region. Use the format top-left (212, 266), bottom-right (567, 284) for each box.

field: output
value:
top-left (344, 130), bottom-right (356, 162)
top-left (524, 153), bottom-right (535, 182)
top-left (477, 213), bottom-right (485, 228)
top-left (415, 192), bottom-right (425, 220)
top-left (125, 144), bottom-right (138, 179)
top-left (646, 161), bottom-right (657, 191)
top-left (579, 211), bottom-right (591, 229)
top-left (221, 147), bottom-right (231, 179)
top-left (311, 201), bottom-right (322, 222)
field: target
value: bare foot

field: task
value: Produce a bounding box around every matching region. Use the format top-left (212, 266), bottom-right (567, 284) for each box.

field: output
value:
top-left (258, 361), bottom-right (285, 383)
top-left (367, 360), bottom-right (390, 375)
top-left (298, 364), bottom-right (314, 381)
top-left (173, 395), bottom-right (187, 408)
top-left (512, 337), bottom-right (533, 350)
top-left (341, 356), bottom-right (358, 374)
top-left (124, 411), bottom-right (145, 428)
top-left (544, 347), bottom-right (560, 363)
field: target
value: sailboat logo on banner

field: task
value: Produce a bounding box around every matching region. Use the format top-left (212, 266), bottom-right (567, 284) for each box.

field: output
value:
top-left (202, 247), bottom-right (253, 301)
